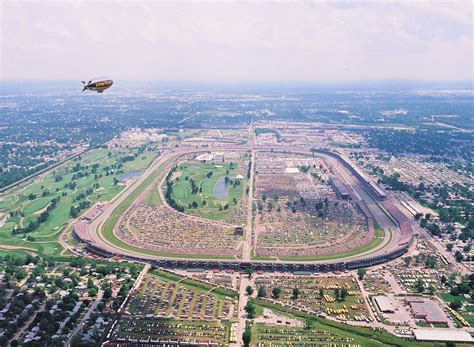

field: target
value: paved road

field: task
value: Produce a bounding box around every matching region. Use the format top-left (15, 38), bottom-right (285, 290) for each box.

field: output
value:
top-left (66, 288), bottom-right (104, 346)
top-left (242, 150), bottom-right (255, 261)
top-left (233, 274), bottom-right (251, 347)
top-left (355, 275), bottom-right (377, 322)
top-left (82, 144), bottom-right (405, 264)
top-left (103, 264), bottom-right (150, 345)
top-left (417, 226), bottom-right (470, 275)
top-left (9, 303), bottom-right (46, 344)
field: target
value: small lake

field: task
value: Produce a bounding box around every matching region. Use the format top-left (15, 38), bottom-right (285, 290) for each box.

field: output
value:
top-left (118, 170), bottom-right (142, 181)
top-left (213, 175), bottom-right (230, 200)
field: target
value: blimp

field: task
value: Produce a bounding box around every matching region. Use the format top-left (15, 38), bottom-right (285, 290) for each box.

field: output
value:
top-left (81, 77), bottom-right (113, 93)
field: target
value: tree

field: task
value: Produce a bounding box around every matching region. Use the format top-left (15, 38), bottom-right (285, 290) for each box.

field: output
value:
top-left (15, 268), bottom-right (27, 280)
top-left (70, 205), bottom-right (78, 218)
top-left (425, 256), bottom-right (437, 269)
top-left (292, 287), bottom-right (300, 300)
top-left (244, 302), bottom-right (256, 319)
top-left (71, 333), bottom-right (83, 347)
top-left (103, 287), bottom-right (112, 299)
top-left (272, 287), bottom-right (281, 299)
top-left (428, 284), bottom-right (436, 295)
top-left (357, 268), bottom-right (366, 280)
top-left (89, 287), bottom-right (98, 297)
top-left (448, 272), bottom-right (458, 286)
top-left (455, 251), bottom-right (464, 262)
top-left (449, 301), bottom-right (461, 311)
top-left (267, 201), bottom-right (273, 211)
top-left (304, 318), bottom-right (314, 330)
top-left (244, 267), bottom-right (254, 279)
top-left (334, 288), bottom-right (340, 300)
top-left (242, 326), bottom-right (252, 347)
top-left (404, 257), bottom-right (411, 267)
top-left (414, 278), bottom-right (425, 293)
top-left (319, 287), bottom-right (324, 298)
top-left (257, 286), bottom-right (266, 298)
top-left (246, 286), bottom-right (254, 296)
top-left (447, 243), bottom-right (454, 252)
top-left (340, 288), bottom-right (348, 301)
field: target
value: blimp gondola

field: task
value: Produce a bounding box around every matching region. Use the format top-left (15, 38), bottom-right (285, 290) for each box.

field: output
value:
top-left (81, 77), bottom-right (113, 93)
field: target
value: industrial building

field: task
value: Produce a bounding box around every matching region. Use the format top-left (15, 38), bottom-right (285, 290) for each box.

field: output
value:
top-left (405, 298), bottom-right (448, 324)
top-left (413, 329), bottom-right (473, 343)
top-left (373, 296), bottom-right (395, 313)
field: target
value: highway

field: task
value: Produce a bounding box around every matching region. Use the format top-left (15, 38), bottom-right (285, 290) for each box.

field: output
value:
top-left (81, 143), bottom-right (409, 266)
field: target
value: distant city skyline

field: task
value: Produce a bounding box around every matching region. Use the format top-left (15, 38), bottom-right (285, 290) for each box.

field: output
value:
top-left (1, 1), bottom-right (472, 83)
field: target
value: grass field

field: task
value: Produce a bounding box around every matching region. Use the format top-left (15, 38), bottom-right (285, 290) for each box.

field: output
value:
top-left (250, 299), bottom-right (439, 347)
top-left (262, 275), bottom-right (370, 321)
top-left (463, 307), bottom-right (474, 326)
top-left (0, 147), bottom-right (157, 258)
top-left (144, 183), bottom-right (161, 206)
top-left (252, 322), bottom-right (379, 347)
top-left (113, 269), bottom-right (236, 346)
top-left (99, 156), bottom-right (235, 260)
top-left (113, 318), bottom-right (231, 346)
top-left (165, 159), bottom-right (248, 223)
top-left (128, 271), bottom-right (237, 318)
top-left (439, 293), bottom-right (469, 304)
top-left (440, 293), bottom-right (473, 327)
top-left (278, 222), bottom-right (386, 261)
top-left (155, 269), bottom-right (238, 298)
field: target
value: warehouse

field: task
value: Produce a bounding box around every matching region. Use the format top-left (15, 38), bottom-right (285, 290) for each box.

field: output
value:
top-left (373, 296), bottom-right (395, 313)
top-left (405, 298), bottom-right (448, 324)
top-left (413, 329), bottom-right (473, 343)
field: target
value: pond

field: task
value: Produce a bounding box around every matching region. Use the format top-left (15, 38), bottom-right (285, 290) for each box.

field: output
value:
top-left (117, 170), bottom-right (142, 182)
top-left (213, 175), bottom-right (230, 200)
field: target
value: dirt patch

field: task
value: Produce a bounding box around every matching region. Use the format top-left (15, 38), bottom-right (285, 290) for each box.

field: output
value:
top-left (0, 245), bottom-right (37, 252)
top-left (33, 204), bottom-right (50, 215)
top-left (171, 171), bottom-right (182, 180)
top-left (0, 213), bottom-right (7, 228)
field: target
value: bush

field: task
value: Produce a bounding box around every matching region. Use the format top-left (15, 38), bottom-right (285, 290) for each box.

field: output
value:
top-left (449, 301), bottom-right (461, 311)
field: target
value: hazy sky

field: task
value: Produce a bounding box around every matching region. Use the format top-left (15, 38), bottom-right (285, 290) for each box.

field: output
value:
top-left (1, 0), bottom-right (472, 83)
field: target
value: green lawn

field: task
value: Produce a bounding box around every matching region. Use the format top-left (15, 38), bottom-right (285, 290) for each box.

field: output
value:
top-left (114, 319), bottom-right (229, 347)
top-left (153, 269), bottom-right (238, 299)
top-left (166, 159), bottom-right (248, 224)
top-left (251, 254), bottom-right (277, 261)
top-left (440, 293), bottom-right (473, 327)
top-left (252, 322), bottom-right (382, 347)
top-left (439, 293), bottom-right (468, 304)
top-left (278, 223), bottom-right (386, 261)
top-left (0, 147), bottom-right (157, 258)
top-left (144, 184), bottom-right (161, 206)
top-left (22, 197), bottom-right (51, 215)
top-left (99, 156), bottom-right (235, 260)
top-left (250, 299), bottom-right (438, 347)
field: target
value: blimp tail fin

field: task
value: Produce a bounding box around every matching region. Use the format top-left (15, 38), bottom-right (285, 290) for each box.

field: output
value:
top-left (81, 81), bottom-right (86, 84)
top-left (82, 86), bottom-right (87, 91)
